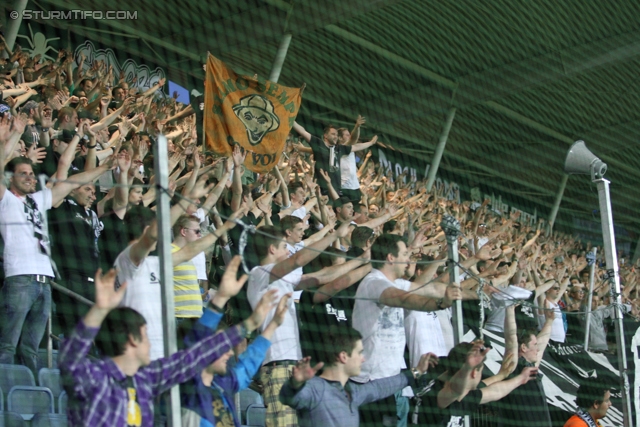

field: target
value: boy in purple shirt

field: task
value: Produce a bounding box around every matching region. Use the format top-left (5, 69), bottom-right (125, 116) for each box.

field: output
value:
top-left (59, 256), bottom-right (275, 427)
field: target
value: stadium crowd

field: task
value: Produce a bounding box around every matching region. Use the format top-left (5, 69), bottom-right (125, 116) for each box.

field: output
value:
top-left (0, 32), bottom-right (637, 427)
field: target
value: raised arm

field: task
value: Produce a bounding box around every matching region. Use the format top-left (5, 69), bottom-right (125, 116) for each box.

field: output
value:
top-left (312, 263), bottom-right (372, 303)
top-left (230, 145), bottom-right (246, 211)
top-left (348, 115), bottom-right (365, 145)
top-left (269, 221), bottom-right (350, 284)
top-left (438, 341), bottom-right (489, 409)
top-left (478, 366), bottom-right (537, 403)
top-left (351, 135), bottom-right (378, 153)
top-left (292, 121), bottom-right (312, 143)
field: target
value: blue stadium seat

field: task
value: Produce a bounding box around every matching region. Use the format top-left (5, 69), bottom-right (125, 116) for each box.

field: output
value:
top-left (30, 413), bottom-right (68, 427)
top-left (58, 392), bottom-right (67, 415)
top-left (36, 351), bottom-right (58, 372)
top-left (239, 388), bottom-right (263, 425)
top-left (7, 386), bottom-right (54, 421)
top-left (0, 365), bottom-right (35, 409)
top-left (37, 370), bottom-right (62, 410)
top-left (0, 410), bottom-right (26, 427)
top-left (245, 404), bottom-right (266, 426)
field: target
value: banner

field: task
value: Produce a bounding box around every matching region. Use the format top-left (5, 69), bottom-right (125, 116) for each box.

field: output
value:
top-left (204, 53), bottom-right (303, 173)
top-left (478, 329), bottom-right (625, 427)
top-left (73, 40), bottom-right (166, 93)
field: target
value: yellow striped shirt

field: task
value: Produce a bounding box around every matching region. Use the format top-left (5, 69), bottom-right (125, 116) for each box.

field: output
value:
top-left (171, 244), bottom-right (203, 318)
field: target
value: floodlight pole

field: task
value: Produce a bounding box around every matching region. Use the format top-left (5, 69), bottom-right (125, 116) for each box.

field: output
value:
top-left (155, 134), bottom-right (180, 427)
top-left (425, 107), bottom-right (456, 193)
top-left (268, 0), bottom-right (295, 83)
top-left (547, 174), bottom-right (568, 233)
top-left (595, 177), bottom-right (631, 426)
top-left (583, 247), bottom-right (597, 351)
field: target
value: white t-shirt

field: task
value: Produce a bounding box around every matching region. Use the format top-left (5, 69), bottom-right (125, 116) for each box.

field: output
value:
top-left (540, 299), bottom-right (565, 343)
top-left (247, 263), bottom-right (302, 364)
top-left (485, 285), bottom-right (533, 333)
top-left (114, 245), bottom-right (164, 361)
top-left (192, 252), bottom-right (207, 281)
top-left (340, 151), bottom-right (359, 190)
top-left (404, 310), bottom-right (448, 368)
top-left (352, 269), bottom-right (410, 382)
top-left (0, 189), bottom-right (54, 278)
top-left (436, 308), bottom-right (455, 354)
top-left (290, 206), bottom-right (307, 220)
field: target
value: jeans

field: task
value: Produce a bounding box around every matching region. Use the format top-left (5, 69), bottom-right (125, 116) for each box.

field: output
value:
top-left (52, 274), bottom-right (94, 338)
top-left (0, 275), bottom-right (51, 373)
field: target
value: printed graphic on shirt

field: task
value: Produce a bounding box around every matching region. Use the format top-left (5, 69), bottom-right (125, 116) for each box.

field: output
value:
top-left (379, 306), bottom-right (404, 329)
top-left (325, 303), bottom-right (347, 322)
top-left (127, 387), bottom-right (142, 427)
top-left (446, 416), bottom-right (464, 427)
top-left (212, 398), bottom-right (234, 426)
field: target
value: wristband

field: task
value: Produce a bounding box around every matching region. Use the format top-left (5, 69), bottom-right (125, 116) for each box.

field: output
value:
top-left (436, 298), bottom-right (445, 310)
top-left (86, 144), bottom-right (97, 149)
top-left (209, 301), bottom-right (224, 314)
top-left (40, 127), bottom-right (49, 132)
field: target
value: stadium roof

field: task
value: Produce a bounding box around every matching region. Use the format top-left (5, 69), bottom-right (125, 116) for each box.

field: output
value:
top-left (23, 0), bottom-right (640, 235)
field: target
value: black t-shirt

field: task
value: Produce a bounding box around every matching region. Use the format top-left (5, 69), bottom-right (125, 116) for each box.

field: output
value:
top-left (98, 208), bottom-right (129, 271)
top-left (515, 291), bottom-right (539, 331)
top-left (297, 290), bottom-right (350, 363)
top-left (421, 379), bottom-right (482, 427)
top-left (497, 357), bottom-right (551, 427)
top-left (49, 197), bottom-right (102, 277)
top-left (40, 144), bottom-right (86, 178)
top-left (462, 295), bottom-right (493, 336)
top-left (309, 135), bottom-right (351, 190)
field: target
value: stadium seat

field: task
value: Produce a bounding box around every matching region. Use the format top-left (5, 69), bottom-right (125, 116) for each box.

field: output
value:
top-left (58, 392), bottom-right (67, 415)
top-left (245, 404), bottom-right (266, 426)
top-left (36, 351), bottom-right (58, 372)
top-left (0, 411), bottom-right (26, 427)
top-left (30, 413), bottom-right (68, 427)
top-left (7, 386), bottom-right (54, 421)
top-left (239, 388), bottom-right (263, 424)
top-left (37, 369), bottom-right (62, 410)
top-left (0, 365), bottom-right (35, 409)
top-left (0, 387), bottom-right (3, 412)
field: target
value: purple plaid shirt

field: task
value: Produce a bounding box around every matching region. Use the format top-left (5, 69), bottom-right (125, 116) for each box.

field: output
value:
top-left (59, 319), bottom-right (243, 427)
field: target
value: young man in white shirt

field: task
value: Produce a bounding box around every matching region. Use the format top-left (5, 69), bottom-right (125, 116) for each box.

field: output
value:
top-left (0, 140), bottom-right (115, 373)
top-left (246, 222), bottom-right (363, 427)
top-left (115, 203), bottom-right (244, 361)
top-left (352, 233), bottom-right (462, 427)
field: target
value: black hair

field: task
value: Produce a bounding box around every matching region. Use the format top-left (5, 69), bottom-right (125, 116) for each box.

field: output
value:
top-left (94, 307), bottom-right (146, 357)
top-left (6, 156), bottom-right (33, 173)
top-left (124, 204), bottom-right (156, 242)
top-left (317, 326), bottom-right (362, 366)
top-left (371, 233), bottom-right (405, 267)
top-left (351, 226), bottom-right (375, 249)
top-left (575, 381), bottom-right (610, 409)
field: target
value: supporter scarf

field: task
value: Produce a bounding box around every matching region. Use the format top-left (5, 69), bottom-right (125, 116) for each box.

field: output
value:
top-left (575, 408), bottom-right (599, 427)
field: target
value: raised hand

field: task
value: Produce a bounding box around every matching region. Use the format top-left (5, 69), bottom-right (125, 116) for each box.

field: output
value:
top-left (94, 268), bottom-right (127, 311)
top-left (291, 356), bottom-right (324, 389)
top-left (355, 115), bottom-right (366, 127)
top-left (519, 366), bottom-right (539, 385)
top-left (415, 352), bottom-right (439, 375)
top-left (232, 144), bottom-right (246, 167)
top-left (443, 284), bottom-right (462, 307)
top-left (27, 144), bottom-right (47, 164)
top-left (465, 339), bottom-right (490, 370)
top-left (272, 293), bottom-right (291, 326)
top-left (215, 256), bottom-right (248, 302)
top-left (246, 289), bottom-right (278, 332)
top-left (334, 220), bottom-right (353, 239)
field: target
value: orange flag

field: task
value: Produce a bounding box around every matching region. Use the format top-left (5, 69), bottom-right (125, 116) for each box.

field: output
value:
top-left (204, 53), bottom-right (303, 173)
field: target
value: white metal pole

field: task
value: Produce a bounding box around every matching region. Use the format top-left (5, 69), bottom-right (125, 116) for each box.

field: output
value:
top-left (268, 34), bottom-right (292, 83)
top-left (441, 213), bottom-right (468, 427)
top-left (547, 174), bottom-right (568, 232)
top-left (155, 134), bottom-right (180, 426)
top-left (4, 0), bottom-right (28, 54)
top-left (425, 107), bottom-right (456, 193)
top-left (583, 247), bottom-right (597, 351)
top-left (595, 178), bottom-right (631, 426)
top-left (441, 215), bottom-right (463, 342)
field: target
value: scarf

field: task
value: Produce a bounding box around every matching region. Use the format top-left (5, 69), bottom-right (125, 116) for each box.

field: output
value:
top-left (575, 408), bottom-right (599, 427)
